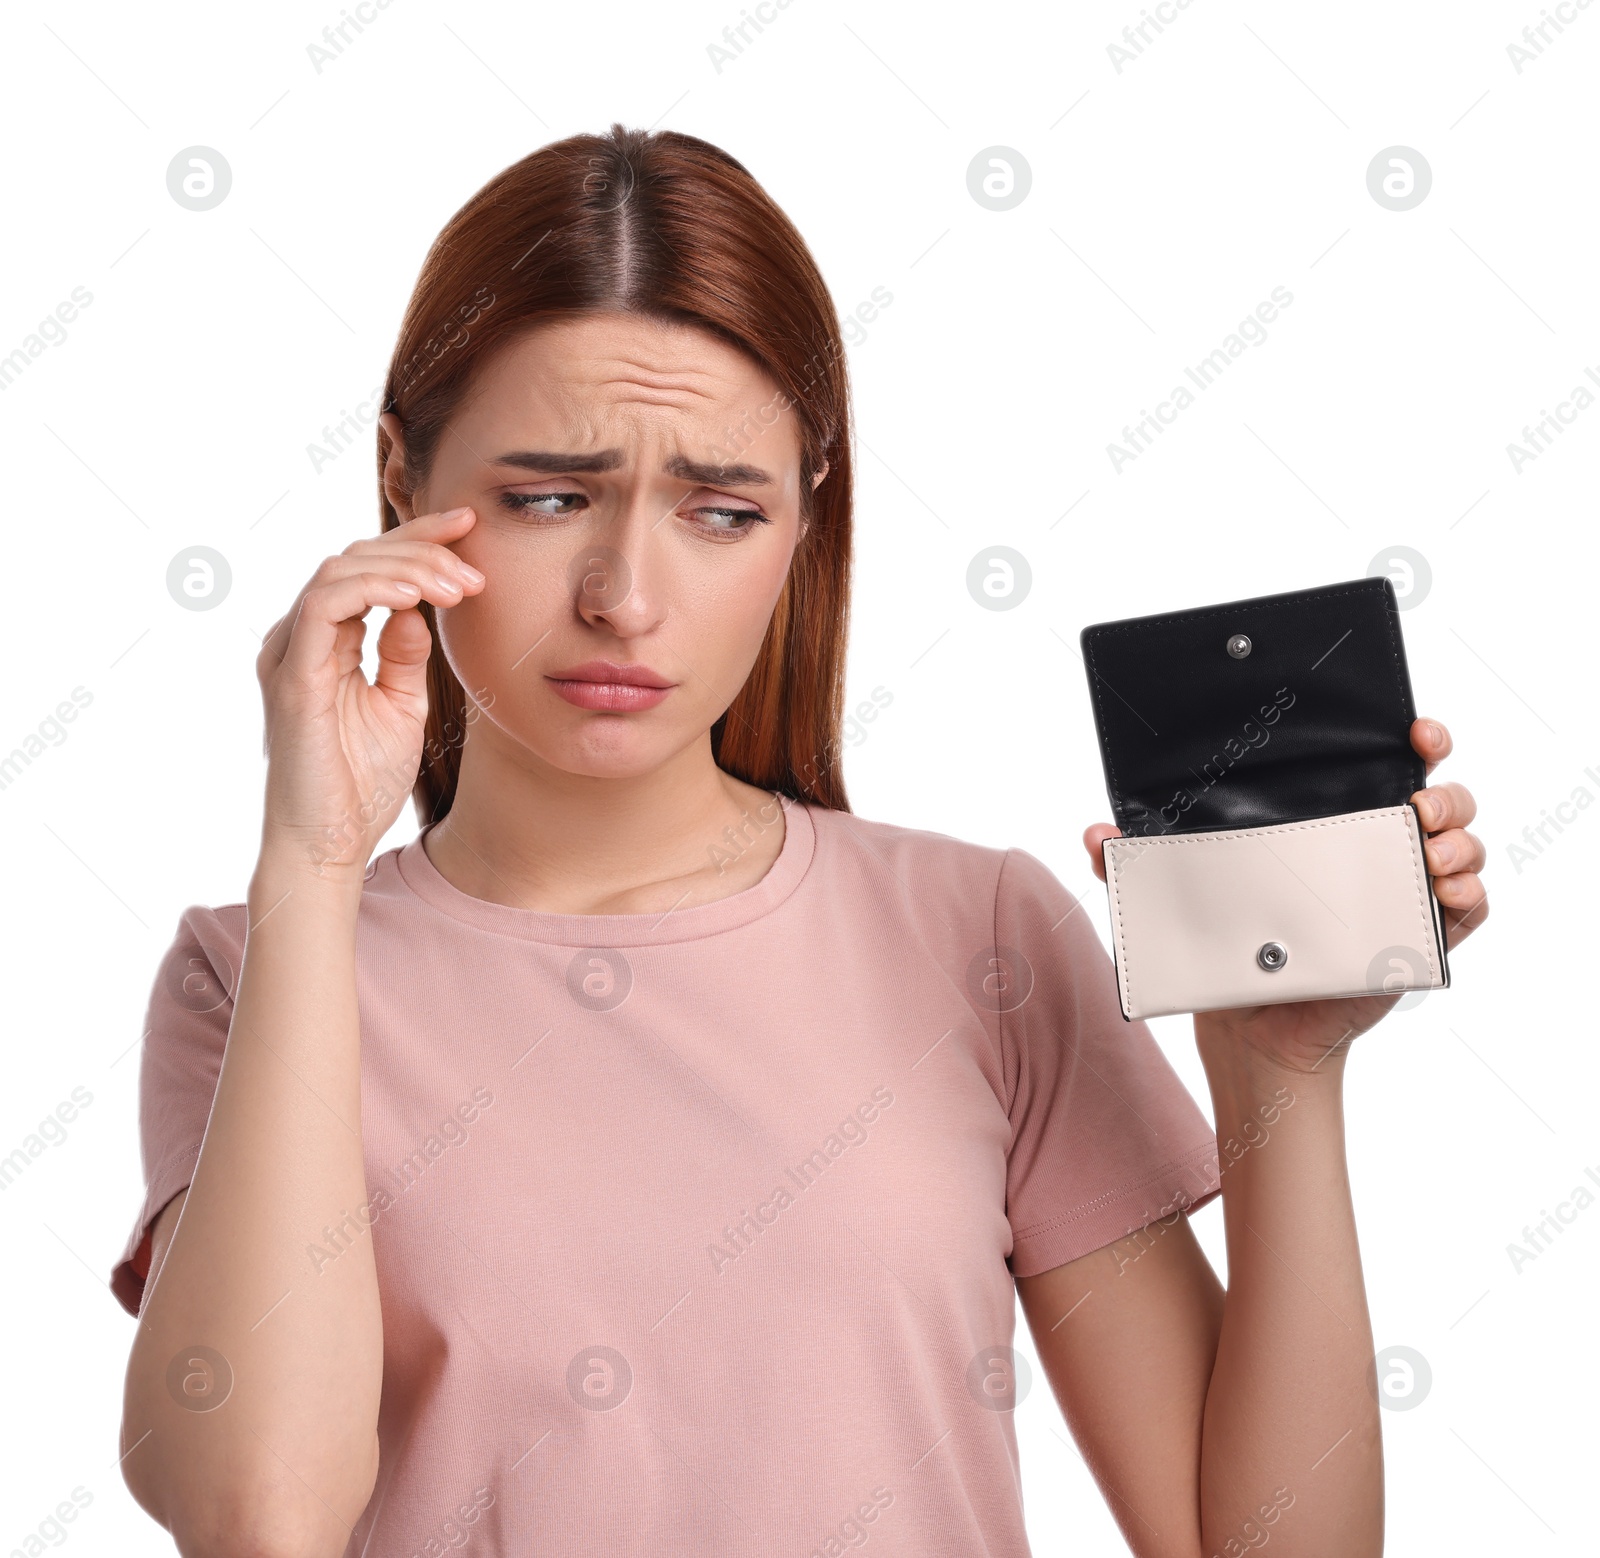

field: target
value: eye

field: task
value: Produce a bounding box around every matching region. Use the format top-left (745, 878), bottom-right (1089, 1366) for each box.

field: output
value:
top-left (494, 487), bottom-right (771, 537)
top-left (689, 503), bottom-right (769, 539)
top-left (498, 490), bottom-right (586, 519)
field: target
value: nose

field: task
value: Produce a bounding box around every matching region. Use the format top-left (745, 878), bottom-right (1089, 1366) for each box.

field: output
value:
top-left (570, 496), bottom-right (676, 638)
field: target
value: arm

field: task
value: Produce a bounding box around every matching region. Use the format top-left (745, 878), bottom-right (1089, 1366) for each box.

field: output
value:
top-left (120, 868), bottom-right (381, 1558)
top-left (1019, 717), bottom-right (1487, 1558)
top-left (117, 505), bottom-right (483, 1558)
top-left (1018, 1042), bottom-right (1373, 1557)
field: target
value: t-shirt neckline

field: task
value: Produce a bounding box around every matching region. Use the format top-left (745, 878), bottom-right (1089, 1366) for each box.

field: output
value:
top-left (392, 791), bottom-right (815, 945)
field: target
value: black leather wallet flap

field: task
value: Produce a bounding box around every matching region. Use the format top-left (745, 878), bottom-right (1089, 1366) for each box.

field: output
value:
top-left (1080, 576), bottom-right (1425, 836)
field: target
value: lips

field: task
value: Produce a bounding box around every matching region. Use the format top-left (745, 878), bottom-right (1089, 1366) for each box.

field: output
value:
top-left (544, 658), bottom-right (676, 713)
top-left (546, 659), bottom-right (674, 689)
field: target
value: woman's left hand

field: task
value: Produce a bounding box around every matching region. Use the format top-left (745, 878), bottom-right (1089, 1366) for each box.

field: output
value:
top-left (1082, 716), bottom-right (1489, 1074)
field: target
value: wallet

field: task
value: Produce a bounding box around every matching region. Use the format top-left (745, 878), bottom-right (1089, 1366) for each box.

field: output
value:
top-left (1080, 576), bottom-right (1451, 1020)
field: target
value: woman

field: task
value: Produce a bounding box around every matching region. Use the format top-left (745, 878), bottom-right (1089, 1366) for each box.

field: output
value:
top-left (112, 124), bottom-right (1488, 1557)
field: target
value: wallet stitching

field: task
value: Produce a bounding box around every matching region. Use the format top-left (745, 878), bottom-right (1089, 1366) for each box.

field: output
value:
top-left (1082, 635), bottom-right (1130, 823)
top-left (1084, 581), bottom-right (1386, 638)
top-left (1108, 807), bottom-right (1401, 848)
top-left (1399, 805), bottom-right (1442, 981)
top-left (1372, 588), bottom-right (1421, 769)
top-left (1106, 805), bottom-right (1441, 1004)
top-left (1083, 580), bottom-right (1404, 830)
top-left (1104, 837), bottom-right (1134, 1010)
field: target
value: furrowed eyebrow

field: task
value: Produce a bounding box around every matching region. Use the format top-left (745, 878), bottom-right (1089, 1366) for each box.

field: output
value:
top-left (489, 449), bottom-right (775, 487)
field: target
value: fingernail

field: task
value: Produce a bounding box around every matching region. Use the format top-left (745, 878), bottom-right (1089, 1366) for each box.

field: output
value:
top-left (1433, 838), bottom-right (1455, 867)
top-left (441, 506), bottom-right (471, 520)
top-left (1427, 721), bottom-right (1443, 745)
top-left (433, 572), bottom-right (461, 593)
top-left (459, 564), bottom-right (485, 585)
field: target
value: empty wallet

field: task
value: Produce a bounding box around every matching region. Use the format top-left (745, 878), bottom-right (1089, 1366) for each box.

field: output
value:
top-left (1080, 575), bottom-right (1451, 1020)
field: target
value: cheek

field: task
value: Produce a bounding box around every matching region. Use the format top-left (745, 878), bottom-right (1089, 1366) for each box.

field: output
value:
top-left (656, 543), bottom-right (793, 700)
top-left (434, 544), bottom-right (568, 688)
top-left (677, 547), bottom-right (794, 673)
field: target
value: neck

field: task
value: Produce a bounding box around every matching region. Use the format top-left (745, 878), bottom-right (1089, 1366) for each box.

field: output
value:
top-left (420, 721), bottom-right (783, 915)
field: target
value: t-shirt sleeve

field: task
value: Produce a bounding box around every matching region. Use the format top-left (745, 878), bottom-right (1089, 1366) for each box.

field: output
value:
top-left (995, 846), bottom-right (1221, 1278)
top-left (110, 904), bottom-right (243, 1318)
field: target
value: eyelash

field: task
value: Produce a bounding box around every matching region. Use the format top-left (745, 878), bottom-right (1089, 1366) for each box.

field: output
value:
top-left (497, 489), bottom-right (771, 538)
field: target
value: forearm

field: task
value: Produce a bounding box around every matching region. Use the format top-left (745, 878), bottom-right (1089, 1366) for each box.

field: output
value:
top-left (121, 855), bottom-right (384, 1557)
top-left (1194, 1030), bottom-right (1382, 1558)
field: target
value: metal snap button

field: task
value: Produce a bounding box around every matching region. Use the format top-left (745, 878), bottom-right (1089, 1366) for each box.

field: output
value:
top-left (1226, 633), bottom-right (1252, 659)
top-left (1256, 940), bottom-right (1288, 972)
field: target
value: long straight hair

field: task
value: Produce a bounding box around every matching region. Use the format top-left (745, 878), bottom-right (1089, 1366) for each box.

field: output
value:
top-left (377, 125), bottom-right (854, 827)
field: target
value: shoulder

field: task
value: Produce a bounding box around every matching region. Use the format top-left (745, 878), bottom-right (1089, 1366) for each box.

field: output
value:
top-left (808, 801), bottom-right (1007, 878)
top-left (138, 895), bottom-right (249, 1030)
top-left (152, 852), bottom-right (425, 995)
top-left (154, 900), bottom-right (249, 1002)
top-left (804, 803), bottom-right (1075, 926)
top-left (162, 843), bottom-right (412, 971)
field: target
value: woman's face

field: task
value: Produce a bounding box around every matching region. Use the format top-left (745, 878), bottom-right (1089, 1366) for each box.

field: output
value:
top-left (381, 311), bottom-right (825, 781)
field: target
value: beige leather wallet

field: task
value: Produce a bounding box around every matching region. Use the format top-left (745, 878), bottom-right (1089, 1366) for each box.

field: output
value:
top-left (1102, 805), bottom-right (1449, 1020)
top-left (1082, 577), bottom-right (1452, 1020)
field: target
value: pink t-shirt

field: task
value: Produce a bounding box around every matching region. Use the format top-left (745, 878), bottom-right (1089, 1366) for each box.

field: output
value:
top-left (112, 794), bottom-right (1222, 1557)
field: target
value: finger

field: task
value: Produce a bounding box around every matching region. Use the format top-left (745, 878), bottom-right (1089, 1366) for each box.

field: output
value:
top-left (258, 608), bottom-right (296, 672)
top-left (331, 609), bottom-right (370, 684)
top-left (1435, 871), bottom-right (1489, 939)
top-left (323, 547), bottom-right (482, 603)
top-left (371, 600), bottom-right (435, 710)
top-left (260, 545), bottom-right (478, 673)
top-left (344, 534), bottom-right (486, 588)
top-left (1423, 827), bottom-right (1486, 878)
top-left (1083, 822), bottom-right (1120, 884)
top-left (1411, 716), bottom-right (1452, 776)
top-left (1412, 779), bottom-right (1476, 833)
top-left (386, 504), bottom-right (479, 545)
top-left (277, 572), bottom-right (430, 688)
top-left (1435, 870), bottom-right (1486, 914)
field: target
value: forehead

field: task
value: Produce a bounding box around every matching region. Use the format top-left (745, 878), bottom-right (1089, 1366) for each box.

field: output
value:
top-left (455, 311), bottom-right (799, 457)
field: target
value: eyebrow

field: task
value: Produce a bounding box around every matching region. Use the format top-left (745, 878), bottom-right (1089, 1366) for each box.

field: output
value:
top-left (489, 448), bottom-right (775, 488)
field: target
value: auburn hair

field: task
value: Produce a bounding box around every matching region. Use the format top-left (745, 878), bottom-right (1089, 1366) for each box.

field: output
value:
top-left (377, 124), bottom-right (854, 827)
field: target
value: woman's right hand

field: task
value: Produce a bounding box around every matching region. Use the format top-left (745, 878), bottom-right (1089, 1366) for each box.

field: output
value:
top-left (254, 505), bottom-right (484, 883)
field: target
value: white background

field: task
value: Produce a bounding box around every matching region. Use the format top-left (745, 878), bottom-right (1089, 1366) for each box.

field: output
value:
top-left (1, 0), bottom-right (1595, 1552)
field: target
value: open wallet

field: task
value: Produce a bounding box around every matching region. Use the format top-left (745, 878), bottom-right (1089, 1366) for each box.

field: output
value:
top-left (1080, 576), bottom-right (1451, 1021)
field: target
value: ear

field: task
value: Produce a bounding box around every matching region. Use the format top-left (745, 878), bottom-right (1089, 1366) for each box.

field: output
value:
top-left (379, 411), bottom-right (416, 522)
top-left (799, 459), bottom-right (830, 540)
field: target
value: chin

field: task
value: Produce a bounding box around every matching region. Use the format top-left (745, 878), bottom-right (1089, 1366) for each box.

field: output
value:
top-left (539, 722), bottom-right (684, 781)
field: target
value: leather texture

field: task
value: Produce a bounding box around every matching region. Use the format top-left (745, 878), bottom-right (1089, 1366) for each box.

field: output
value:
top-left (1081, 576), bottom-right (1425, 837)
top-left (1103, 804), bottom-right (1450, 1020)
